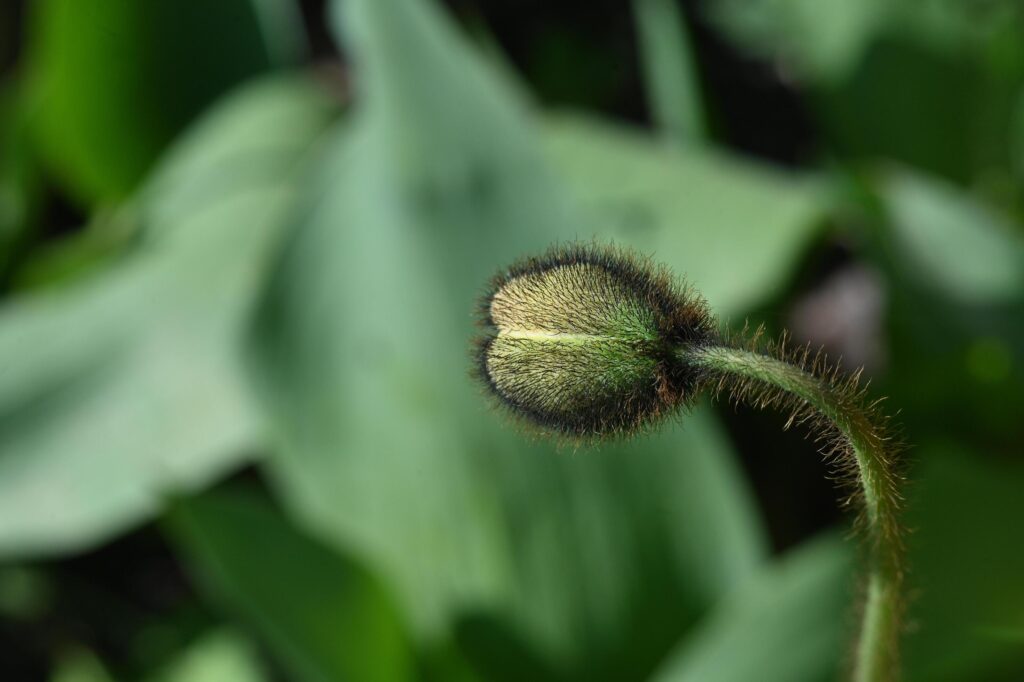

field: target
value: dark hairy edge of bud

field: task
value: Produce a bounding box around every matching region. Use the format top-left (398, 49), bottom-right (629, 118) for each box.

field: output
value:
top-left (472, 243), bottom-right (718, 439)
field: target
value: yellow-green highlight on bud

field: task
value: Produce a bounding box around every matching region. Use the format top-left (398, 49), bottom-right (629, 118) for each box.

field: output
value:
top-left (473, 243), bottom-right (714, 438)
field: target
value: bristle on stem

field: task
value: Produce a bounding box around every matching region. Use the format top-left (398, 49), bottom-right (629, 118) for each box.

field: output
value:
top-left (681, 342), bottom-right (905, 682)
top-left (473, 243), bottom-right (905, 681)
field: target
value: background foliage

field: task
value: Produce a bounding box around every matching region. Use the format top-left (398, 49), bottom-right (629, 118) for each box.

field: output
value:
top-left (1, 0), bottom-right (1023, 680)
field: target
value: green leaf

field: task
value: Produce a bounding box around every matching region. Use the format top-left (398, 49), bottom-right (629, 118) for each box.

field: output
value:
top-left (50, 650), bottom-right (115, 682)
top-left (168, 490), bottom-right (414, 682)
top-left (0, 75), bottom-right (336, 559)
top-left (140, 76), bottom-right (340, 239)
top-left (709, 2), bottom-right (1024, 182)
top-left (25, 0), bottom-right (306, 204)
top-left (650, 534), bottom-right (855, 682)
top-left (706, 0), bottom-right (887, 81)
top-left (0, 80), bottom-right (44, 279)
top-left (879, 168), bottom-right (1024, 304)
top-left (0, 565), bottom-right (50, 620)
top-left (1014, 85), bottom-right (1024, 183)
top-left (632, 0), bottom-right (707, 144)
top-left (706, 0), bottom-right (1021, 84)
top-left (818, 37), bottom-right (1015, 184)
top-left (51, 633), bottom-right (269, 682)
top-left (542, 115), bottom-right (827, 318)
top-left (12, 206), bottom-right (139, 290)
top-left (867, 173), bottom-right (1024, 444)
top-left (150, 630), bottom-right (267, 682)
top-left (250, 1), bottom-right (775, 679)
top-left (902, 446), bottom-right (1024, 681)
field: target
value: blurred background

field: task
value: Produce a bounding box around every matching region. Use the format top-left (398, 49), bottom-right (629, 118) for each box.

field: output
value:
top-left (1, 0), bottom-right (1023, 680)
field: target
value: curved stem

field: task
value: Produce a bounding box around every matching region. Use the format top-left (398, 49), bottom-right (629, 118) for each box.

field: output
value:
top-left (680, 344), bottom-right (903, 682)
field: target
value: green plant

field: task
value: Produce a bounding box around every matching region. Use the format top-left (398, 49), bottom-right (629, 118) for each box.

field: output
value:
top-left (475, 243), bottom-right (904, 682)
top-left (5, 0), bottom-right (1024, 678)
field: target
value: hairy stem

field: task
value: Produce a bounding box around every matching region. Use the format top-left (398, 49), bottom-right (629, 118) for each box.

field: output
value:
top-left (680, 344), bottom-right (903, 682)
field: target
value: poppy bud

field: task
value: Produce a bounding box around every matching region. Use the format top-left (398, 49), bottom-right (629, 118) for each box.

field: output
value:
top-left (474, 244), bottom-right (714, 438)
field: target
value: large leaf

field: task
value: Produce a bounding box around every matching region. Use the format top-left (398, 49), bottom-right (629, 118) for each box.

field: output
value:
top-left (0, 75), bottom-right (337, 558)
top-left (458, 407), bottom-right (769, 682)
top-left (651, 534), bottom-right (855, 682)
top-left (246, 0), bottom-right (827, 678)
top-left (168, 489), bottom-right (414, 682)
top-left (140, 77), bottom-right (341, 238)
top-left (25, 0), bottom-right (306, 204)
top-left (542, 115), bottom-right (827, 318)
top-left (878, 168), bottom-right (1024, 305)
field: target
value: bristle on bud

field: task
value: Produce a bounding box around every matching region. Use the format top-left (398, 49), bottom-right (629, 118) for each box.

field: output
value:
top-left (473, 243), bottom-right (714, 438)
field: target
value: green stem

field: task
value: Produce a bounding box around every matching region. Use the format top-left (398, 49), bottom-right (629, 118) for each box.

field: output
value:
top-left (680, 344), bottom-right (903, 682)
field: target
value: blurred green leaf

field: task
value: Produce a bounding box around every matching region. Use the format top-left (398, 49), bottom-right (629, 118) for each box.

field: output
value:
top-left (0, 80), bottom-right (44, 278)
top-left (707, 0), bottom-right (1024, 83)
top-left (710, 1), bottom-right (1024, 182)
top-left (864, 172), bottom-right (1024, 445)
top-left (651, 533), bottom-right (854, 682)
top-left (0, 196), bottom-right (273, 557)
top-left (252, 157), bottom-right (769, 668)
top-left (150, 630), bottom-right (266, 682)
top-left (632, 0), bottom-right (706, 144)
top-left (0, 75), bottom-right (336, 558)
top-left (25, 0), bottom-right (306, 204)
top-left (246, 0), bottom-right (804, 679)
top-left (141, 77), bottom-right (341, 239)
top-left (12, 206), bottom-right (139, 290)
top-left (0, 565), bottom-right (50, 620)
top-left (879, 168), bottom-right (1024, 304)
top-left (169, 490), bottom-right (414, 682)
top-left (543, 115), bottom-right (827, 318)
top-left (903, 446), bottom-right (1024, 681)
top-left (819, 37), bottom-right (1017, 184)
top-left (50, 650), bottom-right (114, 682)
top-left (459, 409), bottom-right (769, 682)
top-left (9, 73), bottom-right (334, 289)
top-left (51, 633), bottom-right (268, 682)
top-left (1014, 86), bottom-right (1024, 183)
top-left (707, 0), bottom-right (886, 81)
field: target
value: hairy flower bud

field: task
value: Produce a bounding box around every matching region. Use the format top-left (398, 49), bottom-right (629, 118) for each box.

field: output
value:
top-left (474, 244), bottom-right (715, 438)
top-left (473, 244), bottom-right (907, 678)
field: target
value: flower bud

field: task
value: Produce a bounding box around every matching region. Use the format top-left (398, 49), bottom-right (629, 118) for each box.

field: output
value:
top-left (474, 244), bottom-right (714, 438)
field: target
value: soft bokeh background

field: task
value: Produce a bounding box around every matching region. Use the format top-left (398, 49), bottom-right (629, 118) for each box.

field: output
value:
top-left (1, 0), bottom-right (1023, 680)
